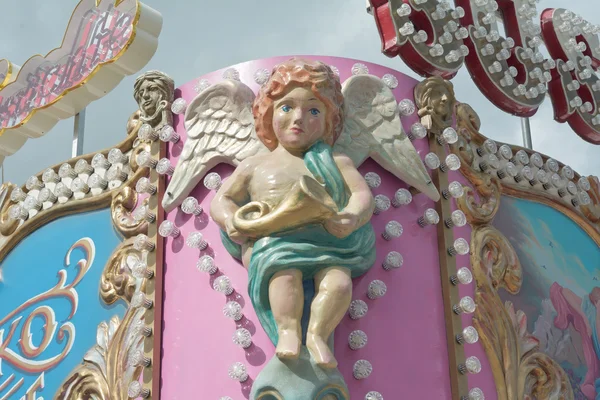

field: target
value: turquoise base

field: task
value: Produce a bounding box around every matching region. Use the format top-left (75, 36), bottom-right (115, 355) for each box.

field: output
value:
top-left (250, 346), bottom-right (349, 400)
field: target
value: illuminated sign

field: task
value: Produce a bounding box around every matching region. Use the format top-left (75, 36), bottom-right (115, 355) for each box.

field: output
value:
top-left (0, 0), bottom-right (162, 157)
top-left (369, 0), bottom-right (600, 144)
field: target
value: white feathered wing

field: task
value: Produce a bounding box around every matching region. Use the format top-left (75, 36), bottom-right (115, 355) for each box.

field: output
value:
top-left (162, 80), bottom-right (268, 211)
top-left (334, 74), bottom-right (440, 201)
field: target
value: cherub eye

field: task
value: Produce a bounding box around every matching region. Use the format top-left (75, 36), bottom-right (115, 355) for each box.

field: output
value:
top-left (309, 108), bottom-right (320, 116)
top-left (281, 105), bottom-right (291, 112)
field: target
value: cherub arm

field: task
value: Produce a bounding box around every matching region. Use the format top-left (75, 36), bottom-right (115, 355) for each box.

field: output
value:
top-left (323, 153), bottom-right (374, 238)
top-left (210, 157), bottom-right (255, 237)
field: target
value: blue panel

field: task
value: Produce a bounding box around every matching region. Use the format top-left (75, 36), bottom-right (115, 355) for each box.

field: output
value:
top-left (0, 209), bottom-right (126, 398)
top-left (494, 196), bottom-right (600, 398)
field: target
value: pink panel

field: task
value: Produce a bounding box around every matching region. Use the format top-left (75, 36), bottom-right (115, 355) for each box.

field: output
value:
top-left (159, 56), bottom-right (489, 399)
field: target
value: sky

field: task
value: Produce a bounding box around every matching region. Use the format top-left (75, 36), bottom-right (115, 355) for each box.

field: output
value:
top-left (0, 0), bottom-right (598, 185)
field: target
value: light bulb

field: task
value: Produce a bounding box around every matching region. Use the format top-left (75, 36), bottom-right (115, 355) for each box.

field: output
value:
top-left (254, 68), bottom-right (271, 85)
top-left (560, 166), bottom-right (574, 180)
top-left (22, 195), bottom-right (40, 212)
top-left (498, 144), bottom-right (513, 160)
top-left (38, 188), bottom-right (57, 203)
top-left (42, 168), bottom-right (60, 184)
top-left (26, 176), bottom-right (43, 191)
top-left (479, 154), bottom-right (500, 172)
top-left (88, 173), bottom-right (108, 189)
top-left (71, 177), bottom-right (90, 194)
top-left (364, 172), bottom-right (381, 189)
top-left (213, 275), bottom-right (234, 295)
top-left (396, 3), bottom-right (411, 17)
top-left (445, 209), bottom-right (466, 228)
top-left (91, 153), bottom-right (111, 170)
top-left (449, 238), bottom-right (469, 256)
top-left (131, 292), bottom-right (153, 309)
top-left (418, 208), bottom-right (440, 227)
top-left (511, 150), bottom-right (529, 166)
top-left (373, 194), bottom-right (391, 214)
top-left (349, 299), bottom-right (368, 320)
top-left (382, 220), bottom-right (403, 240)
top-left (156, 158), bottom-right (174, 176)
top-left (228, 362), bottom-right (248, 382)
top-left (424, 152), bottom-right (441, 169)
top-left (382, 73), bottom-right (399, 89)
top-left (398, 99), bottom-right (416, 116)
top-left (223, 68), bottom-right (241, 81)
top-left (409, 122), bottom-right (428, 140)
top-left (453, 296), bottom-right (476, 314)
top-left (577, 191), bottom-right (592, 207)
top-left (382, 251), bottom-right (403, 270)
top-left (128, 350), bottom-right (151, 367)
top-left (132, 260), bottom-right (154, 279)
top-left (133, 205), bottom-right (156, 223)
top-left (223, 301), bottom-right (243, 321)
top-left (348, 330), bottom-right (368, 350)
top-left (136, 151), bottom-right (157, 169)
top-left (353, 360), bottom-right (373, 380)
top-left (465, 388), bottom-right (484, 400)
top-left (135, 177), bottom-right (156, 194)
top-left (517, 166), bottom-right (535, 183)
top-left (181, 197), bottom-right (203, 215)
top-left (451, 267), bottom-right (473, 285)
top-left (186, 231), bottom-right (208, 250)
top-left (159, 125), bottom-right (180, 143)
top-left (456, 326), bottom-right (479, 345)
top-left (530, 153), bottom-right (543, 168)
top-left (158, 220), bottom-right (180, 237)
top-left (459, 356), bottom-right (482, 374)
top-left (476, 139), bottom-right (497, 156)
top-left (443, 181), bottom-right (464, 199)
top-left (439, 127), bottom-right (458, 144)
top-left (74, 159), bottom-right (94, 175)
top-left (8, 205), bottom-right (28, 221)
top-left (59, 163), bottom-right (78, 179)
top-left (54, 182), bottom-right (73, 199)
top-left (134, 234), bottom-right (155, 251)
top-left (128, 381), bottom-right (150, 398)
top-left (138, 124), bottom-right (158, 141)
top-left (233, 328), bottom-right (252, 348)
top-left (578, 176), bottom-right (591, 191)
top-left (10, 187), bottom-right (27, 203)
top-left (108, 148), bottom-right (128, 164)
top-left (392, 188), bottom-right (412, 207)
top-left (367, 279), bottom-right (387, 299)
top-left (171, 98), bottom-right (187, 114)
top-left (106, 166), bottom-right (128, 182)
top-left (365, 392), bottom-right (384, 400)
top-left (441, 154), bottom-right (461, 172)
top-left (204, 172), bottom-right (222, 190)
top-left (544, 158), bottom-right (559, 173)
top-left (497, 162), bottom-right (518, 179)
top-left (197, 255), bottom-right (217, 274)
top-left (351, 63), bottom-right (369, 75)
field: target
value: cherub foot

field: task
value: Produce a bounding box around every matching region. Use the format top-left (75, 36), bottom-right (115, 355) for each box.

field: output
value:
top-left (276, 329), bottom-right (301, 360)
top-left (306, 333), bottom-right (337, 369)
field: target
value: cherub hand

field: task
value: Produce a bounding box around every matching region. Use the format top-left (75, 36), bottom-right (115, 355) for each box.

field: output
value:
top-left (225, 217), bottom-right (247, 245)
top-left (323, 210), bottom-right (359, 238)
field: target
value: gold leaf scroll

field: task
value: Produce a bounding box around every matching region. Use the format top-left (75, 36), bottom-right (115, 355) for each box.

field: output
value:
top-left (56, 238), bottom-right (147, 399)
top-left (452, 103), bottom-right (500, 225)
top-left (470, 225), bottom-right (573, 400)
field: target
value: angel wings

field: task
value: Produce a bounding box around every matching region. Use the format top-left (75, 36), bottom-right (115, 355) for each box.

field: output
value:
top-left (162, 73), bottom-right (439, 212)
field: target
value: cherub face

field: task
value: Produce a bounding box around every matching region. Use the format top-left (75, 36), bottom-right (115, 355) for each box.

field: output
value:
top-left (137, 80), bottom-right (161, 116)
top-left (272, 87), bottom-right (327, 152)
top-left (430, 86), bottom-right (453, 119)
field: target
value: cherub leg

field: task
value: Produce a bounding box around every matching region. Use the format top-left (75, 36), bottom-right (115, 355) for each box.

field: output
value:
top-left (306, 266), bottom-right (352, 369)
top-left (269, 269), bottom-right (304, 360)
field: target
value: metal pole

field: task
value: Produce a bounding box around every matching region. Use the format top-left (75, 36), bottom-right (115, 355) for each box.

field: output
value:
top-left (72, 108), bottom-right (86, 157)
top-left (520, 116), bottom-right (533, 149)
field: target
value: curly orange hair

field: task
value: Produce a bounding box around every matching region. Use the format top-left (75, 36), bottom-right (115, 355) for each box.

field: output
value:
top-left (253, 58), bottom-right (344, 151)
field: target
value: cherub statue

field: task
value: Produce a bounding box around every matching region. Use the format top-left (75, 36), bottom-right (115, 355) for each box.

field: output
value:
top-left (164, 58), bottom-right (438, 397)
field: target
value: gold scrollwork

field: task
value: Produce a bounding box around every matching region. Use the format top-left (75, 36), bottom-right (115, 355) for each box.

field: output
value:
top-left (111, 168), bottom-right (150, 238)
top-left (452, 103), bottom-right (501, 226)
top-left (0, 183), bottom-right (19, 236)
top-left (470, 225), bottom-right (573, 400)
top-left (100, 238), bottom-right (143, 306)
